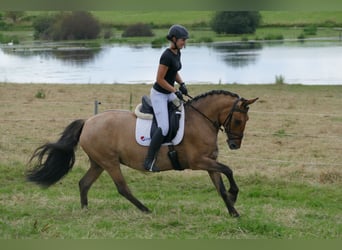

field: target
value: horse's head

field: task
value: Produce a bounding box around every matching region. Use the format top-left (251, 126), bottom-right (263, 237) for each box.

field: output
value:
top-left (223, 97), bottom-right (258, 150)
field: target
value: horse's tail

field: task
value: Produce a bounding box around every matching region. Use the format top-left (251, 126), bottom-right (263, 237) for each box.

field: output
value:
top-left (26, 119), bottom-right (85, 187)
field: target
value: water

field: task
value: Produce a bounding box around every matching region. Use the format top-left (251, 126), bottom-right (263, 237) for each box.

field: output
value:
top-left (1, 40), bottom-right (342, 85)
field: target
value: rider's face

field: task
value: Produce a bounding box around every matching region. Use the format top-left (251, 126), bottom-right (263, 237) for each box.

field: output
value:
top-left (173, 38), bottom-right (187, 49)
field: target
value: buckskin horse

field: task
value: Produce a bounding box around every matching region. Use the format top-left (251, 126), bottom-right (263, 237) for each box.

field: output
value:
top-left (26, 90), bottom-right (258, 217)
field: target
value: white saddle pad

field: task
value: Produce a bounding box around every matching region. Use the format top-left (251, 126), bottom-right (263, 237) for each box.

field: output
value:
top-left (135, 104), bottom-right (185, 146)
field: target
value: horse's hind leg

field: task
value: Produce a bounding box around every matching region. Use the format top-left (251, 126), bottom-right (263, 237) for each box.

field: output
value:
top-left (79, 158), bottom-right (104, 208)
top-left (105, 161), bottom-right (150, 213)
top-left (207, 168), bottom-right (240, 217)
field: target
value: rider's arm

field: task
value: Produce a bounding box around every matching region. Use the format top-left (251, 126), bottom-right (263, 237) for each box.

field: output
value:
top-left (175, 72), bottom-right (184, 85)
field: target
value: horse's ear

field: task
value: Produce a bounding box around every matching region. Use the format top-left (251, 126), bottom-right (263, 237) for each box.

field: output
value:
top-left (242, 97), bottom-right (259, 108)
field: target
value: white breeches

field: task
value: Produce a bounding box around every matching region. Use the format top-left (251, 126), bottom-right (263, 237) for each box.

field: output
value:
top-left (150, 88), bottom-right (177, 136)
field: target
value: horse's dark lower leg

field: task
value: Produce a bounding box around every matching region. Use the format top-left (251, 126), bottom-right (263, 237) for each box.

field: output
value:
top-left (217, 163), bottom-right (239, 203)
top-left (79, 159), bottom-right (104, 208)
top-left (106, 164), bottom-right (150, 213)
top-left (114, 181), bottom-right (150, 213)
top-left (208, 171), bottom-right (240, 217)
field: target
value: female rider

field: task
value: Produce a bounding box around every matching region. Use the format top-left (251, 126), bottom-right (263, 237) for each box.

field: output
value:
top-left (144, 24), bottom-right (189, 172)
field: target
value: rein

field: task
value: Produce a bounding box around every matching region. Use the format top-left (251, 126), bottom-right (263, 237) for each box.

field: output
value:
top-left (187, 100), bottom-right (223, 131)
top-left (185, 94), bottom-right (247, 139)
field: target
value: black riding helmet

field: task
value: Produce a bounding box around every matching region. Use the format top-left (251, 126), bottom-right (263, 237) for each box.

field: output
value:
top-left (166, 24), bottom-right (189, 41)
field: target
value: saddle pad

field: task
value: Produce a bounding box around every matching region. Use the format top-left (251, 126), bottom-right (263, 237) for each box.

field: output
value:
top-left (135, 105), bottom-right (185, 146)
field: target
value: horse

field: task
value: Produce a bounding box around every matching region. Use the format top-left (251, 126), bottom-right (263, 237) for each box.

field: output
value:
top-left (26, 90), bottom-right (258, 217)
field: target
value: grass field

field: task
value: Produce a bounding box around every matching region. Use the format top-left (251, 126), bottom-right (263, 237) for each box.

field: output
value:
top-left (0, 83), bottom-right (341, 239)
top-left (17, 11), bottom-right (342, 27)
top-left (2, 11), bottom-right (342, 44)
top-left (90, 11), bottom-right (342, 27)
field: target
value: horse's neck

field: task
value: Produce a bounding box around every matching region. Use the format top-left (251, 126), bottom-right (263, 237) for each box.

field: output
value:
top-left (188, 96), bottom-right (233, 124)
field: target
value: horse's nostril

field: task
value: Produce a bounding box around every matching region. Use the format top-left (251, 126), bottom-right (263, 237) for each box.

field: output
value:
top-left (228, 140), bottom-right (240, 150)
top-left (229, 142), bottom-right (236, 149)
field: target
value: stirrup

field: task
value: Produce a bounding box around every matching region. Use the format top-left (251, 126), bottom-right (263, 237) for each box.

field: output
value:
top-left (145, 158), bottom-right (160, 172)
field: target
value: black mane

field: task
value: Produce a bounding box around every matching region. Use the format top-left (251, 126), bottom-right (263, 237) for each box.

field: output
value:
top-left (187, 90), bottom-right (240, 104)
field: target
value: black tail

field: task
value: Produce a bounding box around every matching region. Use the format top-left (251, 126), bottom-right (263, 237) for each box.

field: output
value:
top-left (26, 119), bottom-right (85, 187)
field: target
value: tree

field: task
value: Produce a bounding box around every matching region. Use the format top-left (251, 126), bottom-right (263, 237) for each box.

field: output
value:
top-left (4, 11), bottom-right (25, 23)
top-left (0, 13), bottom-right (7, 29)
top-left (211, 11), bottom-right (261, 34)
top-left (122, 23), bottom-right (154, 37)
top-left (32, 14), bottom-right (56, 39)
top-left (32, 11), bottom-right (101, 41)
top-left (53, 11), bottom-right (101, 40)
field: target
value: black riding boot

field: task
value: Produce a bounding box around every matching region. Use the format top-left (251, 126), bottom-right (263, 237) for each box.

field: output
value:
top-left (144, 128), bottom-right (164, 172)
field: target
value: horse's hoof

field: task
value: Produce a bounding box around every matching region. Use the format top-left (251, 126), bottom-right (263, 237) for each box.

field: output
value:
top-left (230, 211), bottom-right (240, 218)
top-left (228, 207), bottom-right (240, 218)
top-left (141, 207), bottom-right (151, 213)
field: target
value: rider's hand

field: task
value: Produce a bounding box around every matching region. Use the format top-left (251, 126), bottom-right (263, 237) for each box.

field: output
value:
top-left (179, 83), bottom-right (188, 95)
top-left (174, 90), bottom-right (184, 101)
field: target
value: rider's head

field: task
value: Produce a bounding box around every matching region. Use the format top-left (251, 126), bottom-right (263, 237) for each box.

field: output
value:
top-left (166, 24), bottom-right (189, 50)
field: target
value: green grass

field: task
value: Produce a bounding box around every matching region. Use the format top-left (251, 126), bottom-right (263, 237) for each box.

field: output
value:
top-left (260, 11), bottom-right (342, 26)
top-left (1, 162), bottom-right (341, 239)
top-left (21, 11), bottom-right (342, 28)
top-left (91, 11), bottom-right (213, 27)
top-left (92, 11), bottom-right (342, 43)
top-left (2, 11), bottom-right (342, 44)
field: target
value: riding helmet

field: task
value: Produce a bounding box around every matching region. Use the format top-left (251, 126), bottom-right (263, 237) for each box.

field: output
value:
top-left (166, 24), bottom-right (189, 40)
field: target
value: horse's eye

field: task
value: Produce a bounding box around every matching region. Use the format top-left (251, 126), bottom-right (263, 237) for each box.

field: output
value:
top-left (234, 119), bottom-right (242, 126)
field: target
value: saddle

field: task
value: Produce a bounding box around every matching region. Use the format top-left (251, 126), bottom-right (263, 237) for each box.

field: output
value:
top-left (135, 95), bottom-right (182, 143)
top-left (135, 96), bottom-right (185, 170)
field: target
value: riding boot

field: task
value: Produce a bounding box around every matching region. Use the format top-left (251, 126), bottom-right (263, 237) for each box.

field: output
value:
top-left (144, 128), bottom-right (164, 172)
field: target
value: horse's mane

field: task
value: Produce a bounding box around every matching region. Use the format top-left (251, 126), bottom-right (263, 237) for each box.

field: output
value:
top-left (187, 90), bottom-right (240, 104)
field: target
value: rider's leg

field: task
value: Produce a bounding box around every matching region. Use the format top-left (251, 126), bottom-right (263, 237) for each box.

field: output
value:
top-left (151, 88), bottom-right (170, 137)
top-left (143, 127), bottom-right (164, 172)
top-left (143, 89), bottom-right (169, 172)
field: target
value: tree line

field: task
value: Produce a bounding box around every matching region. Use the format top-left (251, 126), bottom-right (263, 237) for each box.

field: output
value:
top-left (1, 11), bottom-right (261, 41)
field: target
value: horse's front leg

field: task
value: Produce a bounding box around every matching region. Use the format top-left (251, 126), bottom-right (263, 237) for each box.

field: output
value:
top-left (217, 162), bottom-right (239, 203)
top-left (194, 157), bottom-right (239, 217)
top-left (208, 170), bottom-right (240, 217)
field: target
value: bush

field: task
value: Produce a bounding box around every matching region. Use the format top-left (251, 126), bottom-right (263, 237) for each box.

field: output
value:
top-left (193, 36), bottom-right (213, 43)
top-left (35, 89), bottom-right (46, 99)
top-left (4, 11), bottom-right (25, 23)
top-left (0, 33), bottom-right (19, 44)
top-left (263, 34), bottom-right (284, 40)
top-left (275, 75), bottom-right (285, 84)
top-left (33, 14), bottom-right (56, 39)
top-left (122, 23), bottom-right (154, 37)
top-left (151, 37), bottom-right (167, 48)
top-left (33, 11), bottom-right (101, 41)
top-left (0, 13), bottom-right (9, 30)
top-left (211, 11), bottom-right (261, 34)
top-left (52, 12), bottom-right (101, 40)
top-left (297, 33), bottom-right (306, 40)
top-left (303, 25), bottom-right (317, 36)
top-left (103, 29), bottom-right (113, 39)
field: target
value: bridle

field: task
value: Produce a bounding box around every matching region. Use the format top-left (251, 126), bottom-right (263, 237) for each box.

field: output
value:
top-left (222, 98), bottom-right (248, 141)
top-left (186, 95), bottom-right (248, 141)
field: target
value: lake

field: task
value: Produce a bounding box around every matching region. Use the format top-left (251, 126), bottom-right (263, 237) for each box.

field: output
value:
top-left (1, 40), bottom-right (342, 85)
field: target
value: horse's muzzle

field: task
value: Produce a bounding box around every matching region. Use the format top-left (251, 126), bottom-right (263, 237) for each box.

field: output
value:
top-left (227, 139), bottom-right (240, 150)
